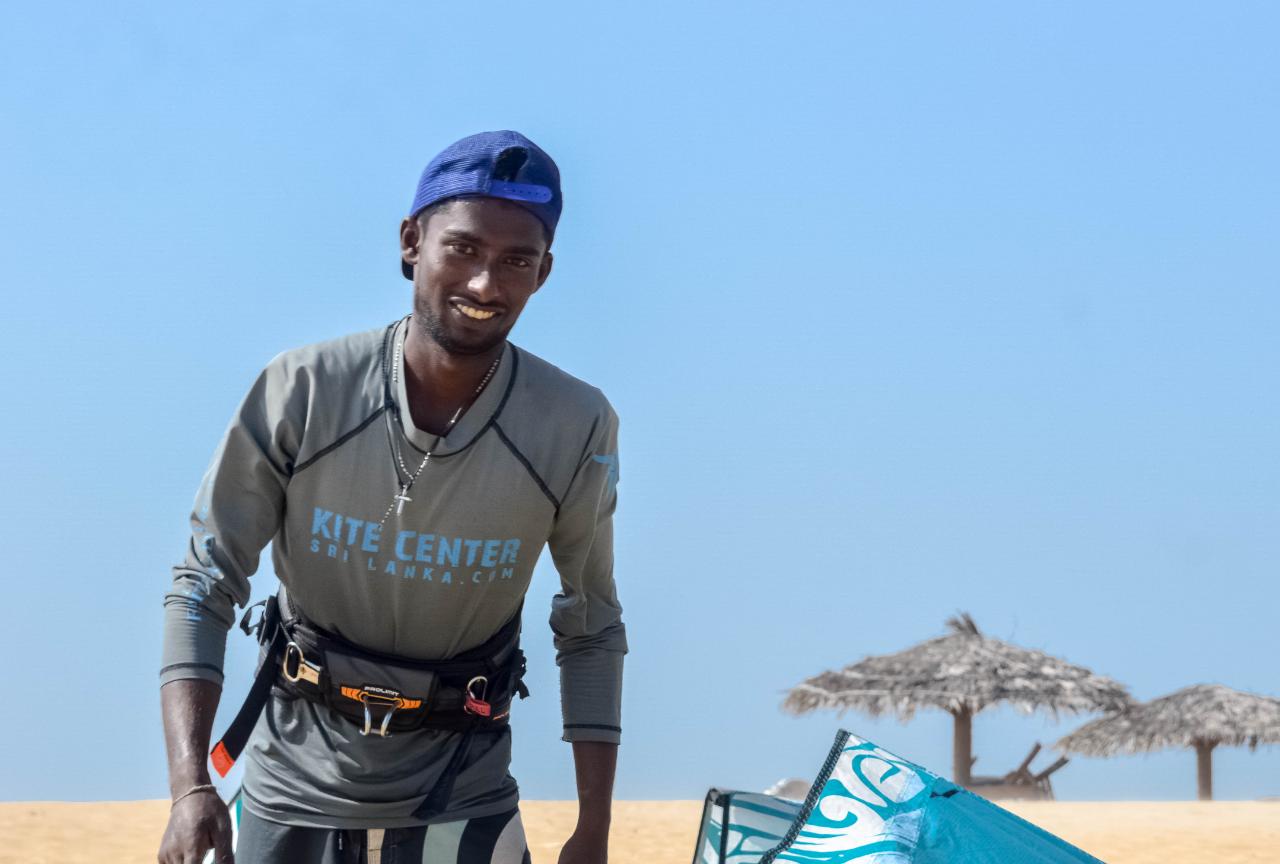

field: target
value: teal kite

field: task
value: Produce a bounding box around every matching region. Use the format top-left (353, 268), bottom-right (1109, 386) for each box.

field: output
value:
top-left (694, 730), bottom-right (1102, 864)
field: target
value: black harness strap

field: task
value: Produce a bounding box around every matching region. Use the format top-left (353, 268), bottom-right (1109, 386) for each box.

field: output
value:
top-left (211, 598), bottom-right (284, 777)
top-left (412, 726), bottom-right (478, 820)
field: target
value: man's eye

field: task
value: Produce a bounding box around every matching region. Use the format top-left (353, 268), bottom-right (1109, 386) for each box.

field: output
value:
top-left (505, 257), bottom-right (530, 269)
top-left (450, 243), bottom-right (476, 255)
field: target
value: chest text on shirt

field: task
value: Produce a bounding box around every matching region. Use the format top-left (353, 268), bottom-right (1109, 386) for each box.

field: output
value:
top-left (308, 506), bottom-right (522, 585)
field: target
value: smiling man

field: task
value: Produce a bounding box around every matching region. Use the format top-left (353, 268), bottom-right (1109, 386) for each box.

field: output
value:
top-left (158, 131), bottom-right (626, 864)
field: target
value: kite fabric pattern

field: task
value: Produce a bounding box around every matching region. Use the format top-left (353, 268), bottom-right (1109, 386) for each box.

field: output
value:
top-left (694, 791), bottom-right (803, 864)
top-left (693, 730), bottom-right (1104, 864)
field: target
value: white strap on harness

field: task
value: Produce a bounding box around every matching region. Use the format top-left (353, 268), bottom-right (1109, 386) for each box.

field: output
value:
top-left (366, 828), bottom-right (385, 864)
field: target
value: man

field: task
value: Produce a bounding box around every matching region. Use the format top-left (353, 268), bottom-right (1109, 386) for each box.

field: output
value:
top-left (158, 131), bottom-right (626, 864)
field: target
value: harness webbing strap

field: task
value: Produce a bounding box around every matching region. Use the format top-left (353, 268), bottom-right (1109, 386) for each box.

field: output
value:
top-left (210, 620), bottom-right (285, 777)
top-left (411, 727), bottom-right (477, 820)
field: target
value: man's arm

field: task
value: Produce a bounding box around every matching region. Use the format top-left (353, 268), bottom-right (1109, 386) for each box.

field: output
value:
top-left (158, 357), bottom-right (299, 862)
top-left (559, 741), bottom-right (618, 864)
top-left (546, 400), bottom-right (628, 864)
top-left (157, 680), bottom-right (233, 864)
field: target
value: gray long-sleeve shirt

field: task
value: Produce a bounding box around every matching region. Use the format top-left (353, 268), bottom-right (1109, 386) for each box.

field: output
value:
top-left (161, 318), bottom-right (626, 828)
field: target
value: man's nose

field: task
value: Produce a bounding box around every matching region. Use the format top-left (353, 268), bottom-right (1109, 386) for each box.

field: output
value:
top-left (467, 265), bottom-right (499, 302)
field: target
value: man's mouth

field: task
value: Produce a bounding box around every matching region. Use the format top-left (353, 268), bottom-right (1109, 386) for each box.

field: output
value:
top-left (453, 302), bottom-right (499, 321)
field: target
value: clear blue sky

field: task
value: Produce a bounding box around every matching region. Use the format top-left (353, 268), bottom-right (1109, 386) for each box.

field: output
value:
top-left (1, 1), bottom-right (1276, 803)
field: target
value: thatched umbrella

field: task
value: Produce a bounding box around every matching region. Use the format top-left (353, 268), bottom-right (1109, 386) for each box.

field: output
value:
top-left (782, 614), bottom-right (1131, 786)
top-left (1056, 684), bottom-right (1280, 800)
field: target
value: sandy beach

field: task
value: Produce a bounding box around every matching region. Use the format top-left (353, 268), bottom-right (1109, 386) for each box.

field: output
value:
top-left (2, 799), bottom-right (1277, 863)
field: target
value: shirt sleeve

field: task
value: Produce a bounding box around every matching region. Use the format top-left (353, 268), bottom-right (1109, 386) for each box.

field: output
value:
top-left (546, 402), bottom-right (627, 744)
top-left (159, 356), bottom-right (304, 687)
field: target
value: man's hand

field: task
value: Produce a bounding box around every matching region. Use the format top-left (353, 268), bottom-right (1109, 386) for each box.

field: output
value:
top-left (158, 679), bottom-right (227, 864)
top-left (558, 823), bottom-right (609, 864)
top-left (157, 790), bottom-right (233, 864)
top-left (559, 740), bottom-right (617, 864)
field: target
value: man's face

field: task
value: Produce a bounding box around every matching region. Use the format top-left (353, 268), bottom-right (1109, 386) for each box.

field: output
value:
top-left (400, 197), bottom-right (553, 356)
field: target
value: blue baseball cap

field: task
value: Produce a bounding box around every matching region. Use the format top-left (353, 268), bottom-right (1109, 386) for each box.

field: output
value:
top-left (402, 130), bottom-right (562, 279)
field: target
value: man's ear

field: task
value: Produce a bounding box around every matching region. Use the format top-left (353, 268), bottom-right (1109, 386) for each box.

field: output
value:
top-left (400, 216), bottom-right (421, 270)
top-left (534, 251), bottom-right (554, 292)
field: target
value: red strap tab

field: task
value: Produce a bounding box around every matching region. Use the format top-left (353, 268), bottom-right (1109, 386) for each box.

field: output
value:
top-left (210, 741), bottom-right (235, 778)
top-left (464, 693), bottom-right (492, 718)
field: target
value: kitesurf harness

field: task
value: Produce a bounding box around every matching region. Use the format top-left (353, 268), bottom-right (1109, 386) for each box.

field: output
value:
top-left (210, 589), bottom-right (528, 818)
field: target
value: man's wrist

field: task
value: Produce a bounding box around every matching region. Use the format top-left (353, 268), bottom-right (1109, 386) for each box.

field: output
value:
top-left (168, 766), bottom-right (213, 799)
top-left (575, 801), bottom-right (613, 833)
top-left (571, 822), bottom-right (611, 851)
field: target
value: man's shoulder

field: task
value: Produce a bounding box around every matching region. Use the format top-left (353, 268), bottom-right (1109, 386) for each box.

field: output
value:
top-left (501, 346), bottom-right (618, 502)
top-left (243, 325), bottom-right (388, 440)
top-left (266, 324), bottom-right (389, 380)
top-left (509, 344), bottom-right (615, 423)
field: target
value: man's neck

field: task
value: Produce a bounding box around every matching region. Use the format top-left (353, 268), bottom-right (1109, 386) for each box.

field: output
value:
top-left (402, 321), bottom-right (504, 436)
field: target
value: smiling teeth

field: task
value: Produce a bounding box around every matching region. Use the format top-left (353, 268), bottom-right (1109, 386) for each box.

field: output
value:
top-left (458, 304), bottom-right (497, 320)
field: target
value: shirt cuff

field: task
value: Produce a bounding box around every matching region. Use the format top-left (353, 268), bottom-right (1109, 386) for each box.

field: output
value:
top-left (562, 723), bottom-right (622, 745)
top-left (159, 661), bottom-right (225, 687)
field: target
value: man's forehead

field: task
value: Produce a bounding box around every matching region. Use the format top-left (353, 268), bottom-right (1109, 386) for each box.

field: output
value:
top-left (423, 197), bottom-right (550, 248)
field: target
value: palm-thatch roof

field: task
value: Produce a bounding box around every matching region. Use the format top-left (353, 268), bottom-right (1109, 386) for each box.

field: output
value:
top-left (782, 613), bottom-right (1131, 720)
top-left (1056, 683), bottom-right (1280, 800)
top-left (782, 614), bottom-right (1133, 789)
top-left (1056, 684), bottom-right (1280, 756)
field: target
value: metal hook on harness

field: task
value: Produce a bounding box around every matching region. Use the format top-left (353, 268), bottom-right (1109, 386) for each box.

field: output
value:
top-left (341, 686), bottom-right (423, 738)
top-left (361, 701), bottom-right (398, 738)
top-left (282, 642), bottom-right (321, 685)
top-left (464, 675), bottom-right (492, 718)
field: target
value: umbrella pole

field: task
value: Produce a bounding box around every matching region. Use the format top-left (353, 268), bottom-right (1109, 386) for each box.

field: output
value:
top-left (1195, 740), bottom-right (1215, 801)
top-left (952, 707), bottom-right (973, 787)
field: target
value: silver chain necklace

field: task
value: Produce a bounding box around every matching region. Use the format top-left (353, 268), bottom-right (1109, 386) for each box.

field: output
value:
top-left (380, 330), bottom-right (501, 525)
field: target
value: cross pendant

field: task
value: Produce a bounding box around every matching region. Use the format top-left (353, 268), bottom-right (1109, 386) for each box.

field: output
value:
top-left (394, 488), bottom-right (412, 514)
